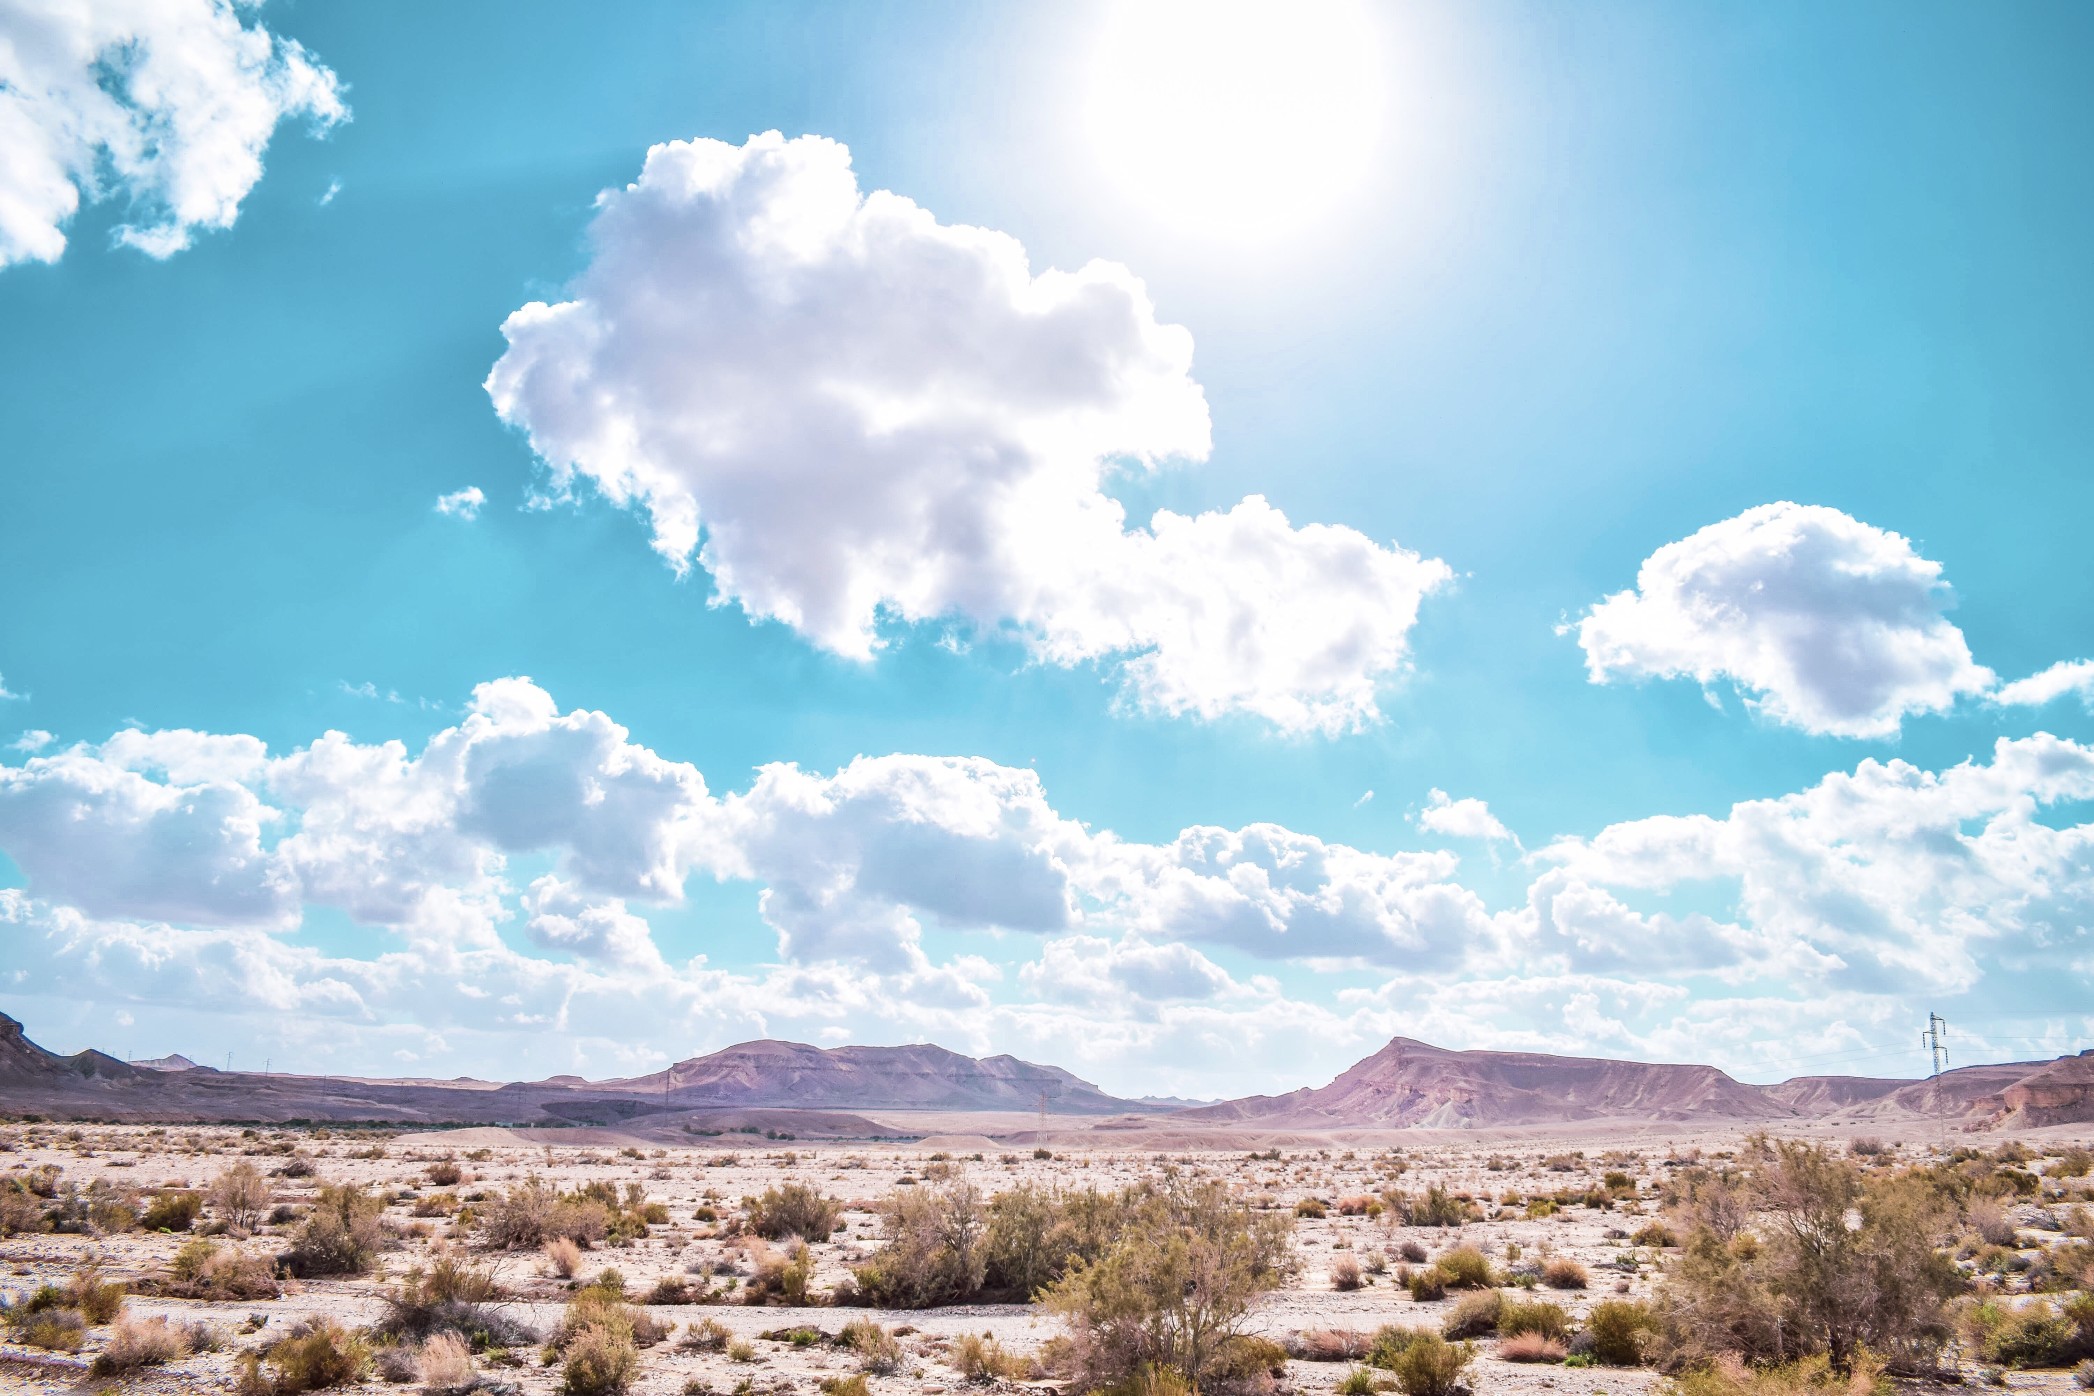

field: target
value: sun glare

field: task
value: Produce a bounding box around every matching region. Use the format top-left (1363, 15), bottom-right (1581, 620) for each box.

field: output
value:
top-left (1083, 0), bottom-right (1387, 246)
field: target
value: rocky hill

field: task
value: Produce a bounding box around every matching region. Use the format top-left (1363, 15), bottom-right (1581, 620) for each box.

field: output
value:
top-left (1182, 1036), bottom-right (1790, 1129)
top-left (602, 1039), bottom-right (1140, 1114)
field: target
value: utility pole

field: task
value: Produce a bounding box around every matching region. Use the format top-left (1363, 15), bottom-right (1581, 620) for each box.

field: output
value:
top-left (1922, 1013), bottom-right (1949, 1148)
top-left (1923, 1013), bottom-right (1949, 1077)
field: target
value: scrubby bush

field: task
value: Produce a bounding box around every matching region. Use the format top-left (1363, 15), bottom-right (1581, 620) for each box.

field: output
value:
top-left (1433, 1246), bottom-right (1493, 1289)
top-left (282, 1182), bottom-right (384, 1276)
top-left (1332, 1253), bottom-right (1364, 1291)
top-left (746, 1182), bottom-right (843, 1240)
top-left (372, 1249), bottom-right (533, 1352)
top-left (1042, 1175), bottom-right (1295, 1391)
top-left (839, 1317), bottom-right (902, 1373)
top-left (90, 1314), bottom-right (191, 1375)
top-left (142, 1187), bottom-right (204, 1231)
top-left (209, 1161), bottom-right (272, 1231)
top-left (1402, 1185), bottom-right (1471, 1229)
top-left (1441, 1291), bottom-right (1502, 1339)
top-left (561, 1322), bottom-right (638, 1396)
top-left (248, 1316), bottom-right (370, 1393)
top-left (154, 1238), bottom-right (283, 1299)
top-left (481, 1176), bottom-right (653, 1250)
top-left (1500, 1331), bottom-right (1567, 1363)
top-left (1665, 1352), bottom-right (1884, 1396)
top-left (1500, 1299), bottom-right (1570, 1342)
top-left (1965, 1295), bottom-right (2094, 1369)
top-left (1541, 1257), bottom-right (1588, 1290)
top-left (1585, 1299), bottom-right (1659, 1366)
top-left (1406, 1268), bottom-right (1447, 1302)
top-left (1384, 1331), bottom-right (1474, 1396)
top-left (417, 1331), bottom-right (475, 1390)
top-left (953, 1332), bottom-right (1032, 1382)
top-left (1398, 1240), bottom-right (1428, 1264)
top-left (1287, 1328), bottom-right (1371, 1362)
top-left (546, 1235), bottom-right (583, 1277)
top-left (745, 1238), bottom-right (816, 1305)
top-left (851, 1180), bottom-right (989, 1307)
top-left (427, 1161), bottom-right (464, 1187)
top-left (1656, 1139), bottom-right (1962, 1374)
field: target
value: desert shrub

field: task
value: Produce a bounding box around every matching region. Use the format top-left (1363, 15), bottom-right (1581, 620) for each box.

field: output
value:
top-left (56, 1266), bottom-right (125, 1323)
top-left (1634, 1222), bottom-right (1682, 1249)
top-left (1659, 1141), bottom-right (1961, 1374)
top-left (1384, 1331), bottom-right (1473, 1396)
top-left (822, 1376), bottom-right (873, 1396)
top-left (746, 1181), bottom-right (843, 1240)
top-left (1585, 1299), bottom-right (1659, 1366)
top-left (1042, 1175), bottom-right (1295, 1390)
top-left (1404, 1185), bottom-right (1471, 1229)
top-left (1665, 1352), bottom-right (1885, 1396)
top-left (86, 1178), bottom-right (140, 1233)
top-left (282, 1182), bottom-right (385, 1276)
top-left (745, 1238), bottom-right (816, 1305)
top-left (838, 1317), bottom-right (902, 1373)
top-left (90, 1314), bottom-right (191, 1375)
top-left (0, 1180), bottom-right (42, 1235)
top-left (851, 1180), bottom-right (989, 1307)
top-left (209, 1161), bottom-right (272, 1231)
top-left (1541, 1257), bottom-right (1588, 1290)
top-left (427, 1161), bottom-right (464, 1187)
top-left (155, 1238), bottom-right (283, 1299)
top-left (1339, 1194), bottom-right (1381, 1216)
top-left (417, 1331), bottom-right (475, 1390)
top-left (142, 1187), bottom-right (204, 1231)
top-left (1969, 1199), bottom-right (2018, 1247)
top-left (480, 1175), bottom-right (623, 1250)
top-left (2077, 1358), bottom-right (2094, 1389)
top-left (1337, 1368), bottom-right (1379, 1396)
top-left (1296, 1197), bottom-right (1329, 1218)
top-left (1666, 1167), bottom-right (1753, 1242)
top-left (1332, 1253), bottom-right (1364, 1291)
top-left (1501, 1331), bottom-right (1567, 1363)
top-left (546, 1235), bottom-right (583, 1277)
top-left (2054, 1149), bottom-right (2094, 1180)
top-left (551, 1273), bottom-right (669, 1353)
top-left (372, 1250), bottom-right (532, 1352)
top-left (1850, 1138), bottom-right (1888, 1158)
top-left (561, 1322), bottom-right (639, 1396)
top-left (4, 1284), bottom-right (96, 1351)
top-left (259, 1316), bottom-right (370, 1392)
top-left (679, 1317), bottom-right (733, 1353)
top-left (1209, 1334), bottom-right (1288, 1387)
top-left (1500, 1299), bottom-right (1570, 1342)
top-left (954, 1332), bottom-right (1032, 1382)
top-left (1441, 1290), bottom-right (1503, 1339)
top-left (1966, 1295), bottom-right (2094, 1368)
top-left (1406, 1268), bottom-right (1446, 1302)
top-left (1398, 1240), bottom-right (1428, 1264)
top-left (1287, 1328), bottom-right (1371, 1361)
top-left (1433, 1246), bottom-right (1493, 1289)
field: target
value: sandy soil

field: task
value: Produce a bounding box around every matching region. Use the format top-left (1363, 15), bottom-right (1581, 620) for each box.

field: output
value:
top-left (1, 1120), bottom-right (2088, 1395)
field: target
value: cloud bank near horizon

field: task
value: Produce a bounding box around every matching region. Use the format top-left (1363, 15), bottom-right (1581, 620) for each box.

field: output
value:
top-left (2, 677), bottom-right (2086, 1093)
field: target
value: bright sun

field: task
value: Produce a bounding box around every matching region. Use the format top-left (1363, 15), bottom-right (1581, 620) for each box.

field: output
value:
top-left (1083, 0), bottom-right (1387, 246)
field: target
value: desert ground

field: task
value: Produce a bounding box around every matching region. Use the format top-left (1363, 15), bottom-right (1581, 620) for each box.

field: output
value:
top-left (2, 1117), bottom-right (2090, 1396)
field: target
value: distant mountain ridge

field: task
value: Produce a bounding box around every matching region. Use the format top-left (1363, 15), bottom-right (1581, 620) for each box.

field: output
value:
top-left (1, 1012), bottom-right (2088, 1133)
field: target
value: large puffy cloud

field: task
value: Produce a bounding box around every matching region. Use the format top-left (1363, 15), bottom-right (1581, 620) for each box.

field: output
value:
top-left (1537, 734), bottom-right (2094, 993)
top-left (1574, 502), bottom-right (1993, 737)
top-left (2, 678), bottom-right (2090, 1092)
top-left (487, 132), bottom-right (1449, 734)
top-left (0, 0), bottom-right (344, 267)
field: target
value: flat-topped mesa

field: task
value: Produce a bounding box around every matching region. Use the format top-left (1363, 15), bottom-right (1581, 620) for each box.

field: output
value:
top-left (601, 1039), bottom-right (1145, 1115)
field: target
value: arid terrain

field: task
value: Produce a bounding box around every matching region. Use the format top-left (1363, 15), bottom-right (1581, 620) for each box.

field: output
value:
top-left (4, 1009), bottom-right (2094, 1396)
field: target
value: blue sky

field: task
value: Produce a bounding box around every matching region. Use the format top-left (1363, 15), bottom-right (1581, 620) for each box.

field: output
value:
top-left (1, 0), bottom-right (2090, 1097)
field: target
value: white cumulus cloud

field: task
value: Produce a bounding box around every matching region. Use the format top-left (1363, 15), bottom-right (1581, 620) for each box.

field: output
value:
top-left (1415, 788), bottom-right (1514, 843)
top-left (434, 486), bottom-right (485, 520)
top-left (1573, 502), bottom-right (1993, 737)
top-left (0, 0), bottom-right (345, 267)
top-left (1995, 659), bottom-right (2094, 710)
top-left (487, 131), bottom-right (1448, 735)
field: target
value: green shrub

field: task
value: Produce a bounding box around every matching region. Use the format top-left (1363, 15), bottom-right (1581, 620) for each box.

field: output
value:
top-left (953, 1332), bottom-right (1031, 1382)
top-left (260, 1316), bottom-right (369, 1392)
top-left (1406, 1268), bottom-right (1446, 1302)
top-left (746, 1182), bottom-right (843, 1240)
top-left (1433, 1246), bottom-right (1493, 1289)
top-left (1385, 1331), bottom-right (1474, 1396)
top-left (1367, 1325), bottom-right (1431, 1369)
top-left (851, 1181), bottom-right (990, 1308)
top-left (1404, 1185), bottom-right (1471, 1228)
top-left (281, 1183), bottom-right (384, 1276)
top-left (1337, 1367), bottom-right (1381, 1396)
top-left (1441, 1290), bottom-right (1502, 1339)
top-left (1500, 1299), bottom-right (1570, 1342)
top-left (1585, 1299), bottom-right (1659, 1366)
top-left (561, 1322), bottom-right (639, 1396)
top-left (141, 1188), bottom-right (204, 1231)
top-left (839, 1317), bottom-right (902, 1373)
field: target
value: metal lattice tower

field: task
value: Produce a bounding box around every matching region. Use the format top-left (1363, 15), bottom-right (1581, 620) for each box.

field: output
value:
top-left (1922, 1013), bottom-right (1949, 1077)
